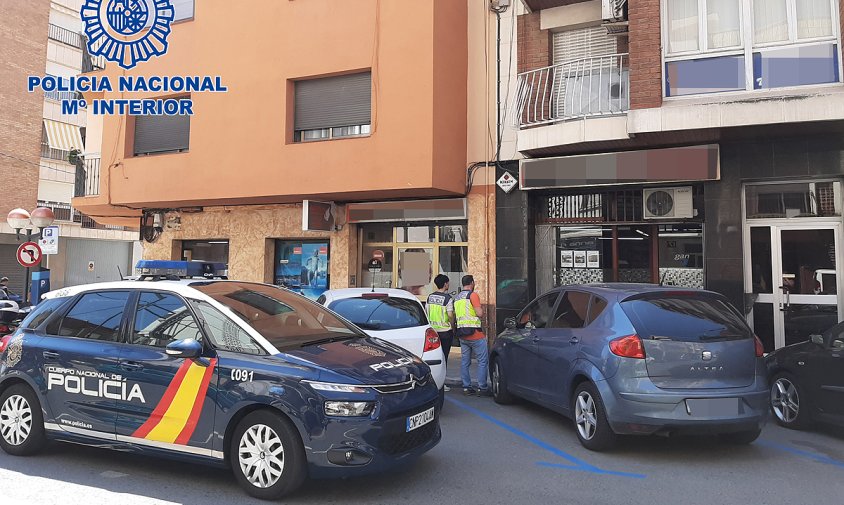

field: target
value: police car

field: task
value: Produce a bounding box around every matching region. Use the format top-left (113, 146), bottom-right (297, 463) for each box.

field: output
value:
top-left (0, 262), bottom-right (441, 499)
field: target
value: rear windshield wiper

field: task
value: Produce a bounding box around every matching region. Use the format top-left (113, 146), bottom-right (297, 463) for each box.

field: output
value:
top-left (300, 335), bottom-right (358, 347)
top-left (699, 334), bottom-right (747, 341)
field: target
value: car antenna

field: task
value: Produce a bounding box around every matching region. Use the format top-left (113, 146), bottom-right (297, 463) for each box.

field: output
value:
top-left (117, 265), bottom-right (124, 280)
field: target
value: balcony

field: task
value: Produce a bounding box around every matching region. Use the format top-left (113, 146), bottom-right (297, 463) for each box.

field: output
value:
top-left (516, 54), bottom-right (629, 128)
top-left (74, 157), bottom-right (101, 198)
top-left (48, 23), bottom-right (83, 49)
top-left (41, 143), bottom-right (71, 162)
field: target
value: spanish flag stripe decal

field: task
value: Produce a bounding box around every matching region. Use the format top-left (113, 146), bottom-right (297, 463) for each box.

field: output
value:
top-left (132, 360), bottom-right (193, 439)
top-left (143, 362), bottom-right (211, 443)
top-left (174, 358), bottom-right (218, 445)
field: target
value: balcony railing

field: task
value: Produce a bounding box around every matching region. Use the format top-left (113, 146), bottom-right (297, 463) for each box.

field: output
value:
top-left (48, 23), bottom-right (83, 49)
top-left (38, 200), bottom-right (126, 231)
top-left (41, 143), bottom-right (71, 162)
top-left (74, 157), bottom-right (101, 197)
top-left (81, 35), bottom-right (107, 73)
top-left (516, 54), bottom-right (629, 128)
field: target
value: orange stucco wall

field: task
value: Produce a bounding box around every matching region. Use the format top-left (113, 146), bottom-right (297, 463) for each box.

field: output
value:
top-left (78, 0), bottom-right (469, 216)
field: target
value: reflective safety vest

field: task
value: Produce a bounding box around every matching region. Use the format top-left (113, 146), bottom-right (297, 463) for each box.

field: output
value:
top-left (454, 290), bottom-right (482, 330)
top-left (426, 292), bottom-right (452, 332)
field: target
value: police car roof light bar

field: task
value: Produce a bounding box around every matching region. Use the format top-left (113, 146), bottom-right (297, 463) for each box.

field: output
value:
top-left (135, 260), bottom-right (228, 281)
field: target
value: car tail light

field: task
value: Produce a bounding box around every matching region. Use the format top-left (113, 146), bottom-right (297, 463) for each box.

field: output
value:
top-left (754, 335), bottom-right (765, 357)
top-left (0, 334), bottom-right (14, 353)
top-left (609, 334), bottom-right (645, 359)
top-left (0, 324), bottom-right (10, 335)
top-left (423, 328), bottom-right (441, 353)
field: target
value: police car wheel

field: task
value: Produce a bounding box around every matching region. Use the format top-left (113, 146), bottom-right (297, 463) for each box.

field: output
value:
top-left (0, 384), bottom-right (47, 456)
top-left (230, 410), bottom-right (306, 500)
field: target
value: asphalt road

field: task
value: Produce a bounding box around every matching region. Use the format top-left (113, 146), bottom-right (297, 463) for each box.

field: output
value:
top-left (1, 388), bottom-right (844, 505)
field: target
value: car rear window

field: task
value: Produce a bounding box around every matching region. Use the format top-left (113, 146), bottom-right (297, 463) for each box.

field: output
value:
top-left (328, 297), bottom-right (427, 331)
top-left (19, 297), bottom-right (69, 330)
top-left (621, 293), bottom-right (752, 342)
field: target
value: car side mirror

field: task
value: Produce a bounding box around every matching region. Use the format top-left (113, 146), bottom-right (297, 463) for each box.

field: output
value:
top-left (165, 339), bottom-right (203, 359)
top-left (504, 317), bottom-right (516, 330)
top-left (810, 334), bottom-right (825, 346)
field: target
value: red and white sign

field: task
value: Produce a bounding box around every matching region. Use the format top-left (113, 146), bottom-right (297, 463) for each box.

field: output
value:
top-left (16, 242), bottom-right (42, 268)
top-left (497, 171), bottom-right (518, 194)
top-left (372, 249), bottom-right (385, 261)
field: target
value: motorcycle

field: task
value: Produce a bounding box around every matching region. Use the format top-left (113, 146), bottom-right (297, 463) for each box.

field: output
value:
top-left (0, 299), bottom-right (30, 337)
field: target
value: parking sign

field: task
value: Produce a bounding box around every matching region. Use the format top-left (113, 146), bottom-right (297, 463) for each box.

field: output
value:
top-left (39, 225), bottom-right (59, 255)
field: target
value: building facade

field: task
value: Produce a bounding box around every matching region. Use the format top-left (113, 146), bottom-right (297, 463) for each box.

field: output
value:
top-left (500, 0), bottom-right (844, 352)
top-left (74, 0), bottom-right (501, 328)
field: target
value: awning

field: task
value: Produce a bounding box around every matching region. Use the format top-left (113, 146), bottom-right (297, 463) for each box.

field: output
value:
top-left (43, 119), bottom-right (84, 151)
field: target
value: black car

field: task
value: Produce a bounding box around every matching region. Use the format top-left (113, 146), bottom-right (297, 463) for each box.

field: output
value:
top-left (766, 322), bottom-right (844, 429)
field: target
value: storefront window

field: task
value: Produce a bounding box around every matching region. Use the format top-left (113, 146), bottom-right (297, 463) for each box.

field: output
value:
top-left (274, 240), bottom-right (329, 300)
top-left (556, 227), bottom-right (613, 287)
top-left (181, 240), bottom-right (229, 264)
top-left (618, 226), bottom-right (653, 283)
top-left (745, 181), bottom-right (842, 219)
top-left (439, 246), bottom-right (468, 295)
top-left (359, 223), bottom-right (468, 298)
top-left (396, 225), bottom-right (435, 243)
top-left (439, 224), bottom-right (468, 242)
top-left (658, 224), bottom-right (704, 289)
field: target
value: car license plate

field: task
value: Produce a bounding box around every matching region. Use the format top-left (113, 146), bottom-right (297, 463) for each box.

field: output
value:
top-left (685, 398), bottom-right (741, 416)
top-left (406, 407), bottom-right (435, 432)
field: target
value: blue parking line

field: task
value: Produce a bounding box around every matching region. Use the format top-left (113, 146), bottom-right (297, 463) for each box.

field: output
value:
top-left (757, 439), bottom-right (844, 469)
top-left (446, 397), bottom-right (646, 479)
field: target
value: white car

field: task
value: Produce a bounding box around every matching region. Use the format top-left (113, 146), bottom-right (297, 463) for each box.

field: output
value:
top-left (318, 288), bottom-right (446, 390)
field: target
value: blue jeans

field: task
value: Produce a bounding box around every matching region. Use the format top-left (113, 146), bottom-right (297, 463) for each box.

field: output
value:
top-left (460, 338), bottom-right (489, 390)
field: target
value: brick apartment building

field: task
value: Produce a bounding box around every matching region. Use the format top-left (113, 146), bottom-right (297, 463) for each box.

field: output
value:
top-left (0, 0), bottom-right (50, 293)
top-left (1, 0), bottom-right (141, 298)
top-left (497, 0), bottom-right (844, 352)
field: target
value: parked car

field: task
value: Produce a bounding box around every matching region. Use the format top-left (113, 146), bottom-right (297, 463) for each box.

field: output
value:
top-left (317, 289), bottom-right (446, 391)
top-left (766, 320), bottom-right (844, 430)
top-left (0, 280), bottom-right (440, 500)
top-left (490, 283), bottom-right (768, 451)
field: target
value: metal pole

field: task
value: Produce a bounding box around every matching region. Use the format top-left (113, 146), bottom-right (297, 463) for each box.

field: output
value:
top-left (23, 230), bottom-right (30, 306)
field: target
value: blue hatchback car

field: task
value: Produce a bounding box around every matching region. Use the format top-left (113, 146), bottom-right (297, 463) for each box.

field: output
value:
top-left (0, 280), bottom-right (440, 499)
top-left (491, 284), bottom-right (768, 451)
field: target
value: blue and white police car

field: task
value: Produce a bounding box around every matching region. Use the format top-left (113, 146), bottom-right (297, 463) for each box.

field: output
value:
top-left (0, 262), bottom-right (440, 499)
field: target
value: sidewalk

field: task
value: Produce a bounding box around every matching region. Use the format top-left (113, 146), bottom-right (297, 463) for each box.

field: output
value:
top-left (443, 345), bottom-right (485, 388)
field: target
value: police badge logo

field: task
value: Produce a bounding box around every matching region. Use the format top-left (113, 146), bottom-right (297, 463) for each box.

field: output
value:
top-left (348, 343), bottom-right (386, 358)
top-left (81, 0), bottom-right (175, 70)
top-left (3, 336), bottom-right (23, 367)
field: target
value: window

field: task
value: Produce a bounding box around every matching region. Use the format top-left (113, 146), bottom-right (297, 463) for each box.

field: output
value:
top-left (294, 72), bottom-right (371, 142)
top-left (192, 301), bottom-right (264, 355)
top-left (58, 291), bottom-right (130, 341)
top-left (550, 291), bottom-right (590, 329)
top-left (134, 109), bottom-right (190, 155)
top-left (518, 292), bottom-right (560, 329)
top-left (621, 294), bottom-right (752, 342)
top-left (172, 0), bottom-right (195, 21)
top-left (587, 296), bottom-right (608, 324)
top-left (328, 297), bottom-right (427, 331)
top-left (663, 0), bottom-right (839, 96)
top-left (191, 282), bottom-right (364, 350)
top-left (20, 298), bottom-right (69, 330)
top-left (745, 181), bottom-right (842, 218)
top-left (132, 292), bottom-right (202, 347)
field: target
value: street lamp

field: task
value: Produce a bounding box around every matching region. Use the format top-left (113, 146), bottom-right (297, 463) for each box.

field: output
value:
top-left (6, 207), bottom-right (55, 304)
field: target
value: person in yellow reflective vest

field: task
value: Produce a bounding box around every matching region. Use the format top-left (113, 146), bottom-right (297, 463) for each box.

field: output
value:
top-left (454, 275), bottom-right (490, 396)
top-left (426, 275), bottom-right (454, 391)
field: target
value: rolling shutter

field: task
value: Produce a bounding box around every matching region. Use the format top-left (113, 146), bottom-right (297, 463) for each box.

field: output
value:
top-left (552, 26), bottom-right (618, 65)
top-left (0, 245), bottom-right (26, 295)
top-left (134, 114), bottom-right (190, 155)
top-left (294, 72), bottom-right (371, 131)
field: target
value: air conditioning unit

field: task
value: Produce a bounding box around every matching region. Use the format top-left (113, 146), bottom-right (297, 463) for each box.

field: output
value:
top-left (602, 0), bottom-right (627, 22)
top-left (643, 187), bottom-right (694, 219)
